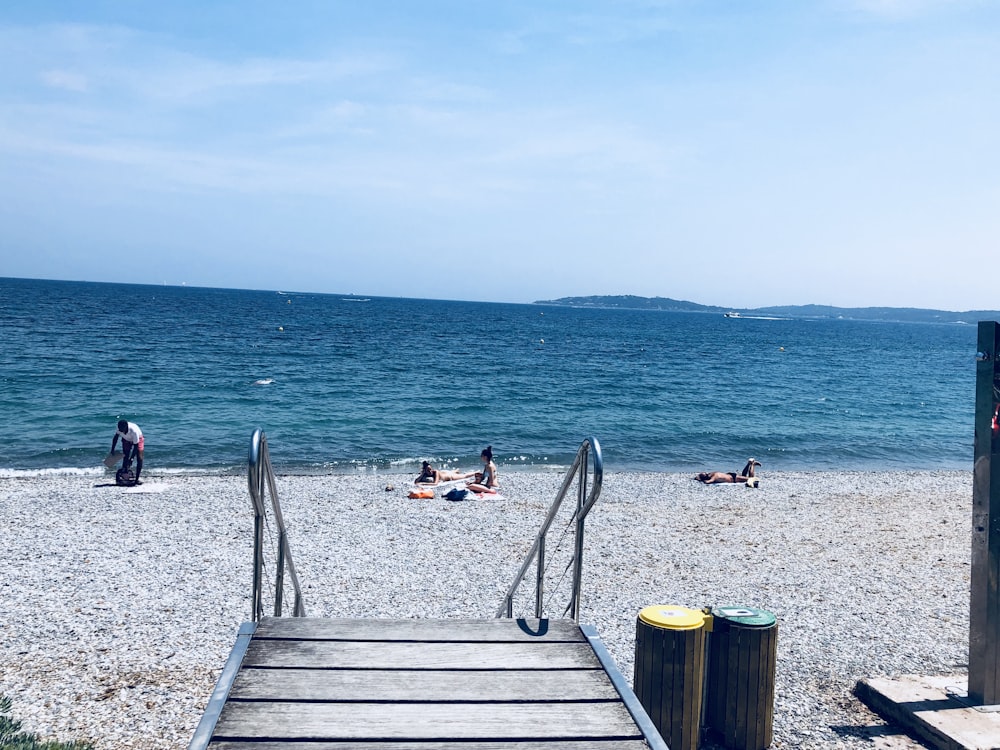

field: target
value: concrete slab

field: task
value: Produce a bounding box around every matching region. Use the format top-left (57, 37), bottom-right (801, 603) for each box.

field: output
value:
top-left (855, 674), bottom-right (1000, 750)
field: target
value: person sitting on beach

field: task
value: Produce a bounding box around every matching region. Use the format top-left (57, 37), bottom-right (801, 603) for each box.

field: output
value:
top-left (111, 419), bottom-right (144, 484)
top-left (695, 458), bottom-right (760, 485)
top-left (415, 461), bottom-right (474, 485)
top-left (466, 445), bottom-right (500, 493)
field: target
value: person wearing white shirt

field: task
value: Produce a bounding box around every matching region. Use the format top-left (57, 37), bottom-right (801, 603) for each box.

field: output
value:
top-left (111, 420), bottom-right (144, 484)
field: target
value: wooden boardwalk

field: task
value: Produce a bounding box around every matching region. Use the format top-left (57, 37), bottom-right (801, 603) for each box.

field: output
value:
top-left (190, 617), bottom-right (665, 749)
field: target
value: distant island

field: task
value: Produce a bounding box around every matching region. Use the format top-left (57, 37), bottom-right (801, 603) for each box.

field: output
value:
top-left (533, 295), bottom-right (1000, 324)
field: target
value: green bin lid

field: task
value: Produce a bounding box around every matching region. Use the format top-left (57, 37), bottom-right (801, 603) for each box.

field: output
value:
top-left (712, 606), bottom-right (776, 628)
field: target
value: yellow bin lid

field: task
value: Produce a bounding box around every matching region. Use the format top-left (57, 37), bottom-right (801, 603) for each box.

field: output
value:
top-left (638, 605), bottom-right (706, 630)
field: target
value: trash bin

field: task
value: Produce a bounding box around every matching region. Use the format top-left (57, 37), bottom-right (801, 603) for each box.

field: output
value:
top-left (705, 606), bottom-right (777, 750)
top-left (633, 605), bottom-right (709, 750)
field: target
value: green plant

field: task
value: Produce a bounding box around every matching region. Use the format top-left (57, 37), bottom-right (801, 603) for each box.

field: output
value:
top-left (0, 696), bottom-right (95, 750)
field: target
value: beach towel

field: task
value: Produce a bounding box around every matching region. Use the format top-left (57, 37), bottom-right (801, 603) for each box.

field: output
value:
top-left (408, 489), bottom-right (434, 499)
top-left (415, 477), bottom-right (466, 490)
top-left (122, 483), bottom-right (170, 494)
top-left (472, 489), bottom-right (504, 499)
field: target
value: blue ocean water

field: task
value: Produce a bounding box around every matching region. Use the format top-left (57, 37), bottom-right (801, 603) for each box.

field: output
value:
top-left (0, 277), bottom-right (979, 476)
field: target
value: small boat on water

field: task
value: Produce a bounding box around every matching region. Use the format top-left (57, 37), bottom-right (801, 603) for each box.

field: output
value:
top-left (724, 311), bottom-right (741, 318)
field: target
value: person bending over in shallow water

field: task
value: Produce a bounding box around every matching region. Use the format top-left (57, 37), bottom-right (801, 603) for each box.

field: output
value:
top-left (695, 458), bottom-right (761, 484)
top-left (415, 461), bottom-right (474, 485)
top-left (466, 445), bottom-right (499, 493)
top-left (111, 419), bottom-right (144, 484)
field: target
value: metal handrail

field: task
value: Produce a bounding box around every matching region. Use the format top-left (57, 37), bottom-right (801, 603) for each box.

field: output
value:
top-left (497, 437), bottom-right (603, 621)
top-left (248, 428), bottom-right (305, 621)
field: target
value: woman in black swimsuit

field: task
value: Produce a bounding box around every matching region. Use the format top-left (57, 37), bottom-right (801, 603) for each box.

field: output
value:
top-left (466, 446), bottom-right (499, 493)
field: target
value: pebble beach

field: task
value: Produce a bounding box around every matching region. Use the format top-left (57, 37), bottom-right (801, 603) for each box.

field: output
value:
top-left (0, 469), bottom-right (973, 749)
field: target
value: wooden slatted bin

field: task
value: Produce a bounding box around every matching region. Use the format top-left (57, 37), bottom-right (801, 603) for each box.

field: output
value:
top-left (705, 606), bottom-right (778, 750)
top-left (633, 605), bottom-right (708, 750)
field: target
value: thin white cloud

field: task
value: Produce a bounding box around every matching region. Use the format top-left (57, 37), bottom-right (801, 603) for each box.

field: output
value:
top-left (406, 78), bottom-right (492, 104)
top-left (40, 69), bottom-right (89, 92)
top-left (489, 7), bottom-right (680, 53)
top-left (475, 119), bottom-right (677, 183)
top-left (842, 0), bottom-right (983, 19)
top-left (269, 100), bottom-right (373, 140)
top-left (124, 53), bottom-right (391, 104)
top-left (1, 22), bottom-right (394, 107)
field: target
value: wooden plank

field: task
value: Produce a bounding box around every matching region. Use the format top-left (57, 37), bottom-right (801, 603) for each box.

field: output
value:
top-left (230, 667), bottom-right (620, 702)
top-left (242, 639), bottom-right (602, 670)
top-left (209, 741), bottom-right (652, 750)
top-left (213, 701), bottom-right (644, 741)
top-left (761, 626), bottom-right (777, 746)
top-left (253, 617), bottom-right (584, 642)
top-left (733, 628), bottom-right (751, 749)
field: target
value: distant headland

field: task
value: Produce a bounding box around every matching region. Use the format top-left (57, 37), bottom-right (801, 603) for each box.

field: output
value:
top-left (533, 295), bottom-right (1000, 324)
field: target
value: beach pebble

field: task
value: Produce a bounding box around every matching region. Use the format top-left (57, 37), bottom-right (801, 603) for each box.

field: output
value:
top-left (0, 471), bottom-right (969, 749)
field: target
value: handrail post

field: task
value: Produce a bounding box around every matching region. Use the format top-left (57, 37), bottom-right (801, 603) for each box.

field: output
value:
top-left (274, 530), bottom-right (286, 617)
top-left (570, 444), bottom-right (590, 621)
top-left (252, 512), bottom-right (263, 621)
top-left (535, 537), bottom-right (546, 618)
top-left (247, 428), bottom-right (305, 622)
top-left (497, 437), bottom-right (602, 621)
top-left (249, 429), bottom-right (266, 622)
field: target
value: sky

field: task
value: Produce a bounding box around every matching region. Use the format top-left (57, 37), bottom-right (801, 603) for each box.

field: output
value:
top-left (0, 1), bottom-right (997, 310)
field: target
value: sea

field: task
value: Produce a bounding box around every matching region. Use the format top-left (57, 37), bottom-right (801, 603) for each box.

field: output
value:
top-left (0, 277), bottom-right (986, 477)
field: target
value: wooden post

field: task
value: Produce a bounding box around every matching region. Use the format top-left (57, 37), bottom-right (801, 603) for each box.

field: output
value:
top-left (969, 321), bottom-right (1000, 704)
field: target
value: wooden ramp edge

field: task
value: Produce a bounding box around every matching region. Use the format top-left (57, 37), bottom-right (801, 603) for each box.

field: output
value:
top-left (189, 617), bottom-right (666, 749)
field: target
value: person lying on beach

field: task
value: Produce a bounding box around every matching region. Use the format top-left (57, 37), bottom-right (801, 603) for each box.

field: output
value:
top-left (466, 445), bottom-right (500, 493)
top-left (415, 461), bottom-right (474, 485)
top-left (695, 458), bottom-right (761, 484)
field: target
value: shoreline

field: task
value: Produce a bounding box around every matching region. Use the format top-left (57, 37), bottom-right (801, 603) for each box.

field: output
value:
top-left (1, 470), bottom-right (972, 749)
top-left (0, 456), bottom-right (977, 479)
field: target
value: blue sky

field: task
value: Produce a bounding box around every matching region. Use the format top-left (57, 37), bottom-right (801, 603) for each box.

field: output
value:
top-left (1, 1), bottom-right (997, 310)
